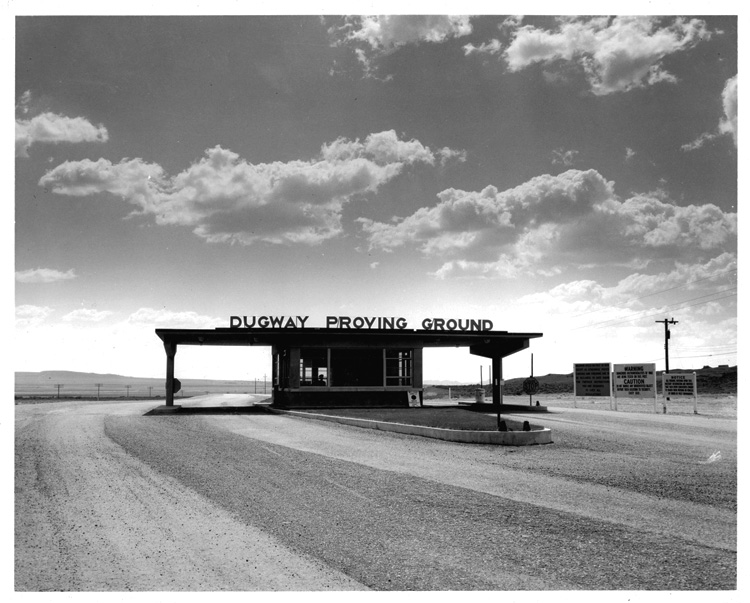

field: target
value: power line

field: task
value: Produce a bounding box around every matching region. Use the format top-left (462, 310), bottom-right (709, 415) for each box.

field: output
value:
top-left (670, 352), bottom-right (737, 360)
top-left (570, 268), bottom-right (737, 320)
top-left (571, 288), bottom-right (736, 331)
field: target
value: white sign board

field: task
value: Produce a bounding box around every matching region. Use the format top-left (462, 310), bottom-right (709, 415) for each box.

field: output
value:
top-left (663, 373), bottom-right (697, 397)
top-left (574, 363), bottom-right (612, 397)
top-left (613, 364), bottom-right (656, 398)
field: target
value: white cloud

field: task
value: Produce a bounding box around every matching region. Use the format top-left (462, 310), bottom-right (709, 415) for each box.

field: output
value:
top-left (361, 169), bottom-right (737, 279)
top-left (15, 267), bottom-right (77, 283)
top-left (343, 15), bottom-right (472, 50)
top-left (331, 16), bottom-right (472, 78)
top-left (16, 305), bottom-right (54, 328)
top-left (503, 16), bottom-right (711, 95)
top-left (62, 309), bottom-right (114, 323)
top-left (552, 148), bottom-right (579, 166)
top-left (127, 307), bottom-right (223, 328)
top-left (718, 75), bottom-right (738, 145)
top-left (463, 39), bottom-right (503, 56)
top-left (625, 147), bottom-right (636, 162)
top-left (17, 90), bottom-right (32, 114)
top-left (16, 111), bottom-right (109, 158)
top-left (39, 131), bottom-right (463, 246)
top-left (681, 132), bottom-right (716, 152)
top-left (682, 75), bottom-right (737, 152)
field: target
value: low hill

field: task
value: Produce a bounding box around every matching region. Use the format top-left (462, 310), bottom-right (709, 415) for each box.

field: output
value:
top-left (15, 370), bottom-right (268, 398)
top-left (430, 365), bottom-right (737, 397)
top-left (16, 365), bottom-right (736, 399)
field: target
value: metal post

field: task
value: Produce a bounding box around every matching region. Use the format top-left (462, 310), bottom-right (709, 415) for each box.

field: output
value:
top-left (95, 383), bottom-right (102, 401)
top-left (492, 356), bottom-right (502, 430)
top-left (693, 372), bottom-right (698, 414)
top-left (529, 353), bottom-right (534, 406)
top-left (165, 342), bottom-right (176, 406)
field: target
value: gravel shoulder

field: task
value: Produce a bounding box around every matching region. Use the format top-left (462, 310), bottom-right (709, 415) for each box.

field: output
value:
top-left (15, 400), bottom-right (366, 591)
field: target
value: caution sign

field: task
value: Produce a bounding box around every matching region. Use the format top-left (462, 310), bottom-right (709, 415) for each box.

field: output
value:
top-left (574, 363), bottom-right (611, 396)
top-left (663, 373), bottom-right (696, 397)
top-left (613, 364), bottom-right (656, 398)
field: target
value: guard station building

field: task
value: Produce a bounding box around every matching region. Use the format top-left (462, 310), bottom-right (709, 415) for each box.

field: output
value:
top-left (156, 315), bottom-right (542, 408)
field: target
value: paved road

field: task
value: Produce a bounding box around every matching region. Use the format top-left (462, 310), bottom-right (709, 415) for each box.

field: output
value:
top-left (15, 398), bottom-right (736, 591)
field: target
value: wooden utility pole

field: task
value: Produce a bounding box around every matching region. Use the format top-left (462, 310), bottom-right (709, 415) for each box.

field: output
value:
top-left (655, 318), bottom-right (678, 373)
top-left (656, 318), bottom-right (678, 411)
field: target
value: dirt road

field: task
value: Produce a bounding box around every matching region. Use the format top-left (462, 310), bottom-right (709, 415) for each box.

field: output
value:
top-left (15, 397), bottom-right (736, 591)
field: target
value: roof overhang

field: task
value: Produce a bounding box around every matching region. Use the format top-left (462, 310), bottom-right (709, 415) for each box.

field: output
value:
top-left (156, 328), bottom-right (542, 359)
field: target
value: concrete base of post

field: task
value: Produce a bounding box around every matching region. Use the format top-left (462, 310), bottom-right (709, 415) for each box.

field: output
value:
top-left (145, 405), bottom-right (183, 415)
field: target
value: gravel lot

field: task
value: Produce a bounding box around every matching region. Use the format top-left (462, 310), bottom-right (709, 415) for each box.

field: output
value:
top-left (15, 395), bottom-right (736, 591)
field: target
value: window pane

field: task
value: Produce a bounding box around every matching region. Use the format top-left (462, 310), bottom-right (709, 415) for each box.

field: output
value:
top-left (300, 348), bottom-right (328, 386)
top-left (385, 349), bottom-right (413, 386)
top-left (330, 348), bottom-right (383, 386)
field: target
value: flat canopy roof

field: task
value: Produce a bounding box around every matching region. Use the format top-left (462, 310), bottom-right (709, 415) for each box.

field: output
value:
top-left (156, 328), bottom-right (543, 359)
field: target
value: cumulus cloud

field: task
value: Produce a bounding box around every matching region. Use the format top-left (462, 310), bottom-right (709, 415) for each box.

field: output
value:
top-left (501, 16), bottom-right (711, 95)
top-left (62, 309), bottom-right (114, 322)
top-left (39, 131), bottom-right (463, 246)
top-left (682, 75), bottom-right (738, 151)
top-left (330, 16), bottom-right (472, 77)
top-left (16, 94), bottom-right (109, 157)
top-left (127, 308), bottom-right (222, 328)
top-left (463, 39), bottom-right (503, 56)
top-left (360, 168), bottom-right (736, 279)
top-left (342, 15), bottom-right (472, 49)
top-left (16, 305), bottom-right (54, 328)
top-left (509, 253), bottom-right (736, 331)
top-left (625, 147), bottom-right (636, 162)
top-left (15, 267), bottom-right (77, 283)
top-left (718, 75), bottom-right (738, 144)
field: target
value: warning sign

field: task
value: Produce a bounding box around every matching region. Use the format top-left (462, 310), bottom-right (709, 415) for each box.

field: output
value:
top-left (574, 363), bottom-right (611, 396)
top-left (613, 364), bottom-right (656, 398)
top-left (663, 373), bottom-right (696, 397)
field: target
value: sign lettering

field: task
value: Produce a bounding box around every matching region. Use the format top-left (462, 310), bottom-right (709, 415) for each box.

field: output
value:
top-left (574, 363), bottom-right (611, 397)
top-left (613, 363), bottom-right (656, 398)
top-left (228, 315), bottom-right (494, 331)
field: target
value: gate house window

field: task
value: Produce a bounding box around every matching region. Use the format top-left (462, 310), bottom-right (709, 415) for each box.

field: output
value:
top-left (300, 348), bottom-right (328, 386)
top-left (330, 348), bottom-right (382, 386)
top-left (386, 349), bottom-right (412, 386)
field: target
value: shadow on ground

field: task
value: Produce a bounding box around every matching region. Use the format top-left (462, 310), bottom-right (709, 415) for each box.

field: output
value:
top-left (144, 405), bottom-right (273, 416)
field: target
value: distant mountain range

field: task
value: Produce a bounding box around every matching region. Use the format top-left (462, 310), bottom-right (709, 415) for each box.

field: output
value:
top-left (17, 365), bottom-right (736, 392)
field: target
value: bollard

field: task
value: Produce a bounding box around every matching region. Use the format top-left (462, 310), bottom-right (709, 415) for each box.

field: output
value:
top-left (523, 421), bottom-right (530, 431)
top-left (498, 420), bottom-right (508, 432)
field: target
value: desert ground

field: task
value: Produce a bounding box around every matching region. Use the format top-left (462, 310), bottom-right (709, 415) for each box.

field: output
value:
top-left (15, 393), bottom-right (736, 591)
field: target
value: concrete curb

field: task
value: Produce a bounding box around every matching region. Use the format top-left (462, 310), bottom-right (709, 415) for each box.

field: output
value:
top-left (266, 407), bottom-right (552, 446)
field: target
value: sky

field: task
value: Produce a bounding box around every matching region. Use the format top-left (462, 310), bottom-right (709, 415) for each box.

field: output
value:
top-left (11, 4), bottom-right (740, 382)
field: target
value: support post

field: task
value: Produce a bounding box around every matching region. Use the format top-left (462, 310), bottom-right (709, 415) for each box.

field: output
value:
top-left (492, 355), bottom-right (502, 429)
top-left (164, 342), bottom-right (176, 406)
